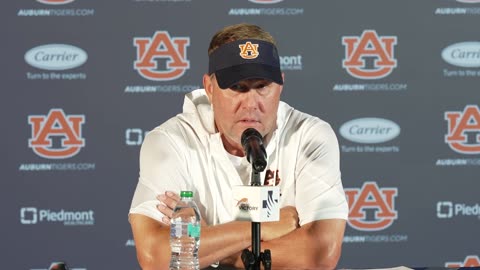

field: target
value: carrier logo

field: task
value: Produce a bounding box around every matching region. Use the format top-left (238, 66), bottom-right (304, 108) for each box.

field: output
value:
top-left (248, 0), bottom-right (284, 4)
top-left (345, 182), bottom-right (398, 231)
top-left (239, 41), bottom-right (259, 59)
top-left (28, 109), bottom-right (85, 159)
top-left (25, 44), bottom-right (87, 70)
top-left (20, 207), bottom-right (94, 226)
top-left (342, 30), bottom-right (397, 79)
top-left (446, 255), bottom-right (480, 267)
top-left (37, 0), bottom-right (75, 4)
top-left (445, 105), bottom-right (480, 154)
top-left (436, 201), bottom-right (480, 218)
top-left (134, 31), bottom-right (190, 81)
top-left (340, 118), bottom-right (400, 144)
top-left (442, 42), bottom-right (480, 68)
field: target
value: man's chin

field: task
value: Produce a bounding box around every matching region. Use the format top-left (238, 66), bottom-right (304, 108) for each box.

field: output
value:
top-left (237, 122), bottom-right (264, 134)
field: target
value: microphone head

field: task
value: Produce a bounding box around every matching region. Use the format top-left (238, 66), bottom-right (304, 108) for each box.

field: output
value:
top-left (241, 128), bottom-right (267, 172)
top-left (241, 128), bottom-right (262, 149)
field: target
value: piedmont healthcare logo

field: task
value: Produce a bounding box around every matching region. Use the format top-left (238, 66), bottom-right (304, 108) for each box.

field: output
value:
top-left (437, 105), bottom-right (480, 166)
top-left (442, 42), bottom-right (480, 78)
top-left (334, 30), bottom-right (407, 92)
top-left (445, 255), bottom-right (480, 268)
top-left (25, 44), bottom-right (87, 80)
top-left (125, 128), bottom-right (149, 146)
top-left (339, 117), bottom-right (400, 153)
top-left (436, 201), bottom-right (480, 219)
top-left (280, 55), bottom-right (303, 71)
top-left (20, 207), bottom-right (95, 226)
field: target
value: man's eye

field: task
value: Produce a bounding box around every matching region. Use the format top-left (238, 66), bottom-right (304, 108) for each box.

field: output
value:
top-left (230, 84), bottom-right (248, 92)
top-left (230, 84), bottom-right (241, 90)
top-left (255, 81), bottom-right (272, 90)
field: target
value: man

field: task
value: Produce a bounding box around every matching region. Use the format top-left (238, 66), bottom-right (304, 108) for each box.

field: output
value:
top-left (129, 23), bottom-right (348, 269)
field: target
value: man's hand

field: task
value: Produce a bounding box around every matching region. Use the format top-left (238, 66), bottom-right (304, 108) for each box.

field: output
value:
top-left (261, 206), bottom-right (299, 241)
top-left (157, 191), bottom-right (208, 226)
top-left (156, 191), bottom-right (181, 225)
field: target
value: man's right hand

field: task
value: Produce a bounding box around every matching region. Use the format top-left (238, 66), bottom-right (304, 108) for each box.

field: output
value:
top-left (261, 206), bottom-right (299, 241)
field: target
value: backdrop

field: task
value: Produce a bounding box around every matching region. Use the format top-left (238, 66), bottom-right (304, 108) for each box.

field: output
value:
top-left (3, 0), bottom-right (480, 269)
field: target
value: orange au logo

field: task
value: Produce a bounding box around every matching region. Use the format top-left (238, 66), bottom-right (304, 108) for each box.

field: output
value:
top-left (445, 255), bottom-right (480, 268)
top-left (342, 30), bottom-right (397, 79)
top-left (28, 109), bottom-right (85, 159)
top-left (345, 182), bottom-right (398, 231)
top-left (239, 41), bottom-right (259, 59)
top-left (445, 105), bottom-right (480, 154)
top-left (134, 31), bottom-right (190, 81)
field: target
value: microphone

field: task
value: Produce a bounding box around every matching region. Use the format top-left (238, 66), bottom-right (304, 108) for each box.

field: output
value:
top-left (241, 128), bottom-right (267, 173)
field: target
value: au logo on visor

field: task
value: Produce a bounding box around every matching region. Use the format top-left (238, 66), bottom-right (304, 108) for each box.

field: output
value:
top-left (239, 41), bottom-right (259, 59)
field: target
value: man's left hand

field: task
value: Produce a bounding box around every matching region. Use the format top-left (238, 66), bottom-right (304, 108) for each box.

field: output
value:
top-left (156, 191), bottom-right (207, 226)
top-left (156, 191), bottom-right (180, 225)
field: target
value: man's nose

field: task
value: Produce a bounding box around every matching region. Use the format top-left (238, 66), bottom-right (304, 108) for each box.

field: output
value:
top-left (241, 90), bottom-right (260, 109)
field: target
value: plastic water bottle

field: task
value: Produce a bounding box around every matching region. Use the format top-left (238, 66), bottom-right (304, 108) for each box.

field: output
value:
top-left (169, 191), bottom-right (201, 270)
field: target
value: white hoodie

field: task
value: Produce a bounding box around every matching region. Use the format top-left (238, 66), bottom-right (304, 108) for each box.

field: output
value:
top-left (129, 89), bottom-right (348, 226)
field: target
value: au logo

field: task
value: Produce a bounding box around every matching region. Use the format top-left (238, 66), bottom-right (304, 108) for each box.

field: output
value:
top-left (445, 255), bottom-right (480, 268)
top-left (134, 31), bottom-right (190, 81)
top-left (239, 41), bottom-right (259, 59)
top-left (345, 182), bottom-right (398, 231)
top-left (445, 105), bottom-right (480, 154)
top-left (342, 30), bottom-right (397, 79)
top-left (28, 109), bottom-right (85, 159)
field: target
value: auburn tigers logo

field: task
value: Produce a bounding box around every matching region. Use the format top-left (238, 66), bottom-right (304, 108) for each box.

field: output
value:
top-left (134, 31), bottom-right (190, 81)
top-left (342, 30), bottom-right (397, 79)
top-left (28, 109), bottom-right (85, 159)
top-left (445, 105), bottom-right (480, 154)
top-left (239, 41), bottom-right (259, 59)
top-left (446, 255), bottom-right (480, 268)
top-left (345, 182), bottom-right (398, 231)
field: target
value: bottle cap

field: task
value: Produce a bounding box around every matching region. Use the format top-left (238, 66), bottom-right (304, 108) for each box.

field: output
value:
top-left (180, 191), bottom-right (193, 198)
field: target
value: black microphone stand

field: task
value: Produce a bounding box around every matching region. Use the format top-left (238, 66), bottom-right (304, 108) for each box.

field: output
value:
top-left (241, 168), bottom-right (272, 270)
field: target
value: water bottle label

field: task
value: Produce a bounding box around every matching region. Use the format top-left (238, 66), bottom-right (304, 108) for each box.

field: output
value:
top-left (174, 223), bottom-right (182, 238)
top-left (188, 224), bottom-right (200, 238)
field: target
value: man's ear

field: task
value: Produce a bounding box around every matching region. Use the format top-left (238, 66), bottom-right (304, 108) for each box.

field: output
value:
top-left (203, 74), bottom-right (214, 101)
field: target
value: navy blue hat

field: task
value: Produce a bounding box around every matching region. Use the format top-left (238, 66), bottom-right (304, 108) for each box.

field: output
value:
top-left (208, 39), bottom-right (283, 89)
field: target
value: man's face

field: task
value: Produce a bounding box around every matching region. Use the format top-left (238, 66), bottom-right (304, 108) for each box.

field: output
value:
top-left (204, 74), bottom-right (283, 155)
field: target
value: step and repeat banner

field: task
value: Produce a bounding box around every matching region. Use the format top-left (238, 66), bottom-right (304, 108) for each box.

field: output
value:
top-left (3, 0), bottom-right (480, 269)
